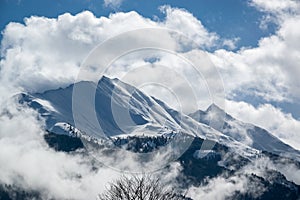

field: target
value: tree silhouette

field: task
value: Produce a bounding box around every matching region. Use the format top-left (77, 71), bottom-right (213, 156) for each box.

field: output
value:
top-left (98, 175), bottom-right (188, 200)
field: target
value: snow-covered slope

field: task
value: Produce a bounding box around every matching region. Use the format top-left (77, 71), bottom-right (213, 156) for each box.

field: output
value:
top-left (18, 76), bottom-right (219, 139)
top-left (17, 76), bottom-right (300, 160)
top-left (189, 104), bottom-right (300, 158)
top-left (19, 77), bottom-right (182, 138)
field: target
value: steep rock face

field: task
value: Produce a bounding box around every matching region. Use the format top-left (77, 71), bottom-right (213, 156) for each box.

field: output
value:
top-left (189, 104), bottom-right (300, 158)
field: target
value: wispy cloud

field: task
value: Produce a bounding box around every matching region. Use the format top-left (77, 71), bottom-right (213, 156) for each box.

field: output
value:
top-left (103, 0), bottom-right (124, 10)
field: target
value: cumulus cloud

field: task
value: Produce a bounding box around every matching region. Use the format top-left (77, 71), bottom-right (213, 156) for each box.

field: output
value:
top-left (159, 5), bottom-right (220, 49)
top-left (0, 8), bottom-right (224, 95)
top-left (0, 11), bottom-right (155, 93)
top-left (213, 37), bottom-right (288, 101)
top-left (0, 7), bottom-right (229, 115)
top-left (250, 0), bottom-right (300, 14)
top-left (210, 10), bottom-right (300, 103)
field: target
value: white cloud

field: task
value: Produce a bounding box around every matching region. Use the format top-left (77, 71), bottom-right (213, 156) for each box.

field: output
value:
top-left (250, 0), bottom-right (300, 14)
top-left (0, 98), bottom-right (122, 199)
top-left (159, 5), bottom-right (219, 49)
top-left (186, 155), bottom-right (300, 200)
top-left (0, 11), bottom-right (157, 93)
top-left (241, 155), bottom-right (300, 187)
top-left (103, 0), bottom-right (124, 9)
top-left (0, 8), bottom-right (222, 95)
top-left (187, 175), bottom-right (249, 200)
top-left (186, 157), bottom-right (268, 200)
top-left (211, 11), bottom-right (300, 102)
top-left (0, 7), bottom-right (227, 115)
top-left (275, 162), bottom-right (300, 185)
top-left (222, 37), bottom-right (240, 50)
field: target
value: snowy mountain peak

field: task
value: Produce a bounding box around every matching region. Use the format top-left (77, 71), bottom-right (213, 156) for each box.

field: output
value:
top-left (19, 77), bottom-right (185, 139)
top-left (99, 75), bottom-right (118, 87)
top-left (206, 103), bottom-right (225, 113)
top-left (17, 76), bottom-right (300, 161)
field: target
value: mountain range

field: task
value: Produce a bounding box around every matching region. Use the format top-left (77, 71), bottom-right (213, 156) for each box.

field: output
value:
top-left (4, 76), bottom-right (300, 200)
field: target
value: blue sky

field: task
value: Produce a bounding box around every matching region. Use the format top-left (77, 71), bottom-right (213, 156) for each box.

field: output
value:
top-left (0, 0), bottom-right (277, 49)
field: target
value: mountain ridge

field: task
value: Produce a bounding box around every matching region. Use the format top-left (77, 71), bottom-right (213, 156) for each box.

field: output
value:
top-left (17, 76), bottom-right (300, 161)
top-left (189, 104), bottom-right (300, 159)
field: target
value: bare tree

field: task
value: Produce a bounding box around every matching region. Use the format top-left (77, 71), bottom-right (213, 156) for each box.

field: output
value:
top-left (98, 175), bottom-right (188, 200)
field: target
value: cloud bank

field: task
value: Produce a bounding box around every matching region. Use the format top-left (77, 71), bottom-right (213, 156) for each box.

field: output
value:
top-left (0, 7), bottom-right (222, 94)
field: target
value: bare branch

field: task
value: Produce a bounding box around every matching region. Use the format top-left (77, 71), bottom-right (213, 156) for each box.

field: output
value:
top-left (98, 175), bottom-right (189, 200)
